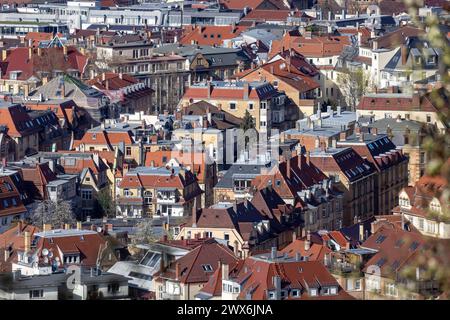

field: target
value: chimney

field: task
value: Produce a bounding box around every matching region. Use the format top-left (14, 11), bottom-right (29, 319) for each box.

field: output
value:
top-left (270, 247), bottom-right (277, 260)
top-left (102, 72), bottom-right (106, 81)
top-left (28, 47), bottom-right (32, 59)
top-left (191, 198), bottom-right (198, 227)
top-left (401, 45), bottom-right (408, 65)
top-left (37, 47), bottom-right (42, 56)
top-left (175, 262), bottom-right (180, 281)
top-left (207, 82), bottom-right (212, 99)
top-left (119, 73), bottom-right (123, 80)
top-left (64, 223), bottom-right (70, 230)
top-left (2, 49), bottom-right (7, 61)
top-left (314, 136), bottom-right (320, 149)
top-left (222, 264), bottom-right (229, 280)
top-left (337, 106), bottom-right (341, 116)
top-left (286, 158), bottom-right (291, 179)
top-left (292, 231), bottom-right (297, 243)
top-left (243, 82), bottom-right (249, 100)
top-left (24, 231), bottom-right (31, 252)
top-left (359, 222), bottom-right (364, 242)
top-left (339, 131), bottom-right (346, 141)
top-left (295, 252), bottom-right (302, 261)
top-left (48, 160), bottom-right (55, 173)
top-left (76, 221), bottom-right (82, 230)
top-left (43, 224), bottom-right (52, 232)
top-left (63, 45), bottom-right (67, 56)
top-left (304, 231), bottom-right (311, 251)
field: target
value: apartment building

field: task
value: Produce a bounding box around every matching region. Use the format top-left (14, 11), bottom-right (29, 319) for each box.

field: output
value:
top-left (116, 166), bottom-right (202, 218)
top-left (337, 131), bottom-right (409, 215)
top-left (180, 81), bottom-right (287, 133)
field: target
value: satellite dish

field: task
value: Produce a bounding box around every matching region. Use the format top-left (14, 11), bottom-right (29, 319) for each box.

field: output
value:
top-left (97, 227), bottom-right (103, 233)
top-left (55, 256), bottom-right (60, 262)
top-left (42, 249), bottom-right (49, 256)
top-left (48, 251), bottom-right (53, 258)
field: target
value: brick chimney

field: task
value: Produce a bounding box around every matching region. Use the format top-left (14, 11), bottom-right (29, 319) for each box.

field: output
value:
top-left (401, 45), bottom-right (408, 65)
top-left (243, 82), bottom-right (249, 100)
top-left (175, 262), bottom-right (180, 281)
top-left (43, 224), bottom-right (52, 232)
top-left (286, 157), bottom-right (291, 179)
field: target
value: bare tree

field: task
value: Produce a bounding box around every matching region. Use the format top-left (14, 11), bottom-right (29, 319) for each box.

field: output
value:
top-left (31, 199), bottom-right (76, 228)
top-left (337, 67), bottom-right (373, 111)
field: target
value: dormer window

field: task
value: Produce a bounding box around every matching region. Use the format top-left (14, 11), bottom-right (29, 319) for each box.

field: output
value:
top-left (427, 56), bottom-right (436, 64)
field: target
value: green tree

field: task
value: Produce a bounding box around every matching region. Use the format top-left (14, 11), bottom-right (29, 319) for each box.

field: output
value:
top-left (97, 188), bottom-right (116, 218)
top-left (240, 110), bottom-right (255, 131)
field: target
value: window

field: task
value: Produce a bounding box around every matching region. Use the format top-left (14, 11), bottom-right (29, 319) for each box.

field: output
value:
top-left (248, 103), bottom-right (254, 110)
top-left (355, 279), bottom-right (361, 290)
top-left (310, 288), bottom-right (317, 296)
top-left (224, 233), bottom-right (229, 240)
top-left (330, 287), bottom-right (337, 295)
top-left (385, 283), bottom-right (397, 297)
top-left (322, 287), bottom-right (330, 295)
top-left (3, 199), bottom-right (9, 208)
top-left (29, 290), bottom-right (44, 299)
top-left (260, 121), bottom-right (266, 127)
top-left (229, 102), bottom-right (236, 110)
top-left (81, 190), bottom-right (92, 200)
top-left (202, 264), bottom-right (213, 272)
top-left (426, 115), bottom-right (431, 123)
top-left (291, 289), bottom-right (300, 297)
top-left (260, 101), bottom-right (267, 109)
top-left (126, 147), bottom-right (132, 156)
top-left (418, 218), bottom-right (424, 230)
top-left (108, 283), bottom-right (120, 293)
top-left (268, 291), bottom-right (276, 299)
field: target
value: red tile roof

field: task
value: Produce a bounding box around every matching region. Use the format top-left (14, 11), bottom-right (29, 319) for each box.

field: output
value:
top-left (281, 239), bottom-right (332, 263)
top-left (271, 34), bottom-right (351, 58)
top-left (234, 256), bottom-right (353, 300)
top-left (0, 175), bottom-right (27, 217)
top-left (144, 150), bottom-right (209, 184)
top-left (181, 25), bottom-right (248, 46)
top-left (86, 72), bottom-right (138, 91)
top-left (155, 240), bottom-right (239, 284)
top-left (361, 226), bottom-right (427, 278)
top-left (1, 46), bottom-right (88, 80)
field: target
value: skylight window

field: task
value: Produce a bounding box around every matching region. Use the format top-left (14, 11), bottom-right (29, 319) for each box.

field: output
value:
top-left (202, 264), bottom-right (213, 272)
top-left (375, 235), bottom-right (386, 244)
top-left (409, 241), bottom-right (419, 251)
